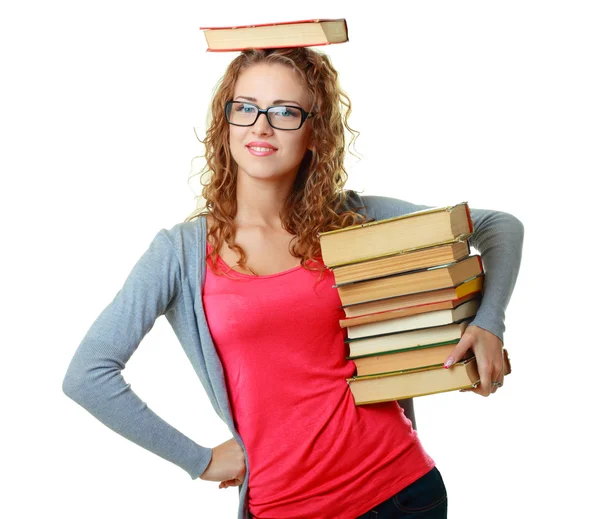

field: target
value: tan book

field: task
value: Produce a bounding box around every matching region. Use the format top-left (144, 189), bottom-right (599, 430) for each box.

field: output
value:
top-left (352, 342), bottom-right (458, 377)
top-left (200, 19), bottom-right (349, 52)
top-left (332, 240), bottom-right (470, 285)
top-left (340, 293), bottom-right (481, 329)
top-left (347, 320), bottom-right (472, 358)
top-left (347, 349), bottom-right (512, 405)
top-left (319, 202), bottom-right (473, 268)
top-left (347, 298), bottom-right (480, 340)
top-left (342, 276), bottom-right (484, 318)
top-left (337, 255), bottom-right (483, 307)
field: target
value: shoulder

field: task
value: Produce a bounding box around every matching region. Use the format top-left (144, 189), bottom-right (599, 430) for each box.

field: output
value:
top-left (158, 218), bottom-right (202, 261)
top-left (339, 190), bottom-right (433, 220)
top-left (341, 191), bottom-right (524, 234)
top-left (338, 189), bottom-right (364, 211)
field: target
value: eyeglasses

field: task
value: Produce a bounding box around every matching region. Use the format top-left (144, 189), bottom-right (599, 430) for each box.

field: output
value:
top-left (224, 101), bottom-right (315, 130)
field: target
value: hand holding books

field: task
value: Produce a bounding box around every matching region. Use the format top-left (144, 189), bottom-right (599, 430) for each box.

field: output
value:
top-left (445, 324), bottom-right (508, 396)
top-left (318, 202), bottom-right (512, 405)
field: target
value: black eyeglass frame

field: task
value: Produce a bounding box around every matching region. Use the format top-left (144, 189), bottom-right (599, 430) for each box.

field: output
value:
top-left (224, 100), bottom-right (316, 130)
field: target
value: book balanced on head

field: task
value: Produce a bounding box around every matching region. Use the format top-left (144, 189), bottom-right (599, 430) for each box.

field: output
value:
top-left (318, 202), bottom-right (512, 404)
top-left (200, 18), bottom-right (349, 52)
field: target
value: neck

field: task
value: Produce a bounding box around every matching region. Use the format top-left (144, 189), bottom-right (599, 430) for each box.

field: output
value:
top-left (234, 171), bottom-right (296, 229)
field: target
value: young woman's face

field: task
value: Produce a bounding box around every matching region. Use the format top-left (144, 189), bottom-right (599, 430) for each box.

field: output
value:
top-left (228, 62), bottom-right (313, 184)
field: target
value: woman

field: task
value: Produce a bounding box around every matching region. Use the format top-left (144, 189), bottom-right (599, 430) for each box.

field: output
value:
top-left (63, 47), bottom-right (524, 519)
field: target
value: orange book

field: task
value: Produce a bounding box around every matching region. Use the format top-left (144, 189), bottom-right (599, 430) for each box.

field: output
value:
top-left (200, 19), bottom-right (349, 52)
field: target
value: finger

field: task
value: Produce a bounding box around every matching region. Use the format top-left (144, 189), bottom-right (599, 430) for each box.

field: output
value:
top-left (490, 350), bottom-right (506, 394)
top-left (490, 369), bottom-right (505, 394)
top-left (477, 360), bottom-right (494, 396)
top-left (459, 379), bottom-right (480, 393)
top-left (220, 477), bottom-right (243, 489)
top-left (469, 386), bottom-right (486, 396)
top-left (444, 335), bottom-right (473, 368)
top-left (462, 373), bottom-right (503, 396)
top-left (491, 377), bottom-right (502, 393)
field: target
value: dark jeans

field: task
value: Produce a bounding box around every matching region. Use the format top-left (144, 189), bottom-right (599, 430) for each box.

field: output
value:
top-left (355, 466), bottom-right (447, 518)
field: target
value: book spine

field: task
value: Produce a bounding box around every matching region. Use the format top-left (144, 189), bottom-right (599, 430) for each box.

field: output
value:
top-left (464, 203), bottom-right (474, 234)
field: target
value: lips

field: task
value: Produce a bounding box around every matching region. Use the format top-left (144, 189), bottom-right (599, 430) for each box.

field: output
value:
top-left (246, 141), bottom-right (278, 157)
top-left (246, 141), bottom-right (278, 151)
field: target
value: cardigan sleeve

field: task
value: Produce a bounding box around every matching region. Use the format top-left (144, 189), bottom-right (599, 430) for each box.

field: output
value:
top-left (351, 193), bottom-right (525, 344)
top-left (62, 229), bottom-right (213, 479)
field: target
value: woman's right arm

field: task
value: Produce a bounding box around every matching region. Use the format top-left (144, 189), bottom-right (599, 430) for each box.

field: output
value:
top-left (62, 229), bottom-right (213, 480)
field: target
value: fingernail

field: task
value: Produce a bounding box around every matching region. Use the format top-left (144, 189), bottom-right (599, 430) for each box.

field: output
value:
top-left (444, 357), bottom-right (454, 369)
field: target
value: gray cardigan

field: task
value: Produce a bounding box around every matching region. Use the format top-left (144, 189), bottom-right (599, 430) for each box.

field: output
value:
top-left (62, 191), bottom-right (524, 519)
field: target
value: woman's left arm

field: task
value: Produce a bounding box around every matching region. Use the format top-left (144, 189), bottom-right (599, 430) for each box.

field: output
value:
top-left (357, 193), bottom-right (525, 397)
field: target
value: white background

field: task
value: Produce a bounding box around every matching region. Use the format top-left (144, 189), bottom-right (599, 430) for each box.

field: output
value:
top-left (2, 1), bottom-right (599, 518)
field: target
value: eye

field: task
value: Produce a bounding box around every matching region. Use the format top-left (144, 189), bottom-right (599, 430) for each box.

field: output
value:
top-left (234, 102), bottom-right (257, 114)
top-left (270, 106), bottom-right (301, 118)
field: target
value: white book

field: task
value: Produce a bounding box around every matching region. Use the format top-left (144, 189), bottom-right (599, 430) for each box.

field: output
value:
top-left (347, 320), bottom-right (472, 358)
top-left (347, 298), bottom-right (480, 340)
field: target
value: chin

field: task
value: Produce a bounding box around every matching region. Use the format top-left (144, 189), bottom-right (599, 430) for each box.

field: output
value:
top-left (241, 167), bottom-right (292, 181)
top-left (236, 160), bottom-right (298, 182)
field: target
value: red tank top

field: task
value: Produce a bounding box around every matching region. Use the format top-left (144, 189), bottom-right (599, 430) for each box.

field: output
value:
top-left (202, 242), bottom-right (435, 519)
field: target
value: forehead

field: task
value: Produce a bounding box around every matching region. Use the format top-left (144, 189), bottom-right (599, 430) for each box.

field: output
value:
top-left (233, 62), bottom-right (311, 106)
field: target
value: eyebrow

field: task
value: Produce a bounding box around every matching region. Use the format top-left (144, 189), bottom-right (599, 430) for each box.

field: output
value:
top-left (234, 95), bottom-right (302, 107)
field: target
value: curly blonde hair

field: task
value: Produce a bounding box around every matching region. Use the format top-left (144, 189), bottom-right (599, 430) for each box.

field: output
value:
top-left (185, 47), bottom-right (367, 276)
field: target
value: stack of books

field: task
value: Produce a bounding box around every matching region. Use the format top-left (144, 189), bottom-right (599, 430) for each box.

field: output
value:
top-left (319, 202), bottom-right (511, 405)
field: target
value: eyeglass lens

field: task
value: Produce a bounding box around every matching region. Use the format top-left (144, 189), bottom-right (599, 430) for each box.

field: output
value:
top-left (227, 102), bottom-right (304, 130)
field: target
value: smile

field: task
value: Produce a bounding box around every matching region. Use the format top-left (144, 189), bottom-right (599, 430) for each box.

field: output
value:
top-left (248, 146), bottom-right (274, 152)
top-left (247, 146), bottom-right (277, 156)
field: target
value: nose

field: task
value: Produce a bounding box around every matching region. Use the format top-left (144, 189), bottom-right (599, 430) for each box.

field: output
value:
top-left (251, 112), bottom-right (274, 135)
